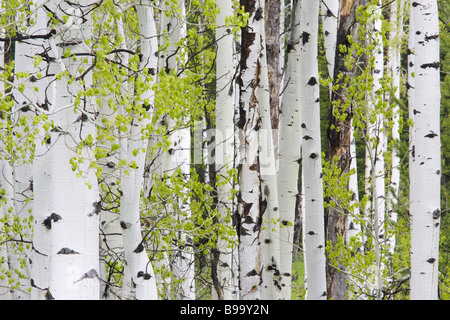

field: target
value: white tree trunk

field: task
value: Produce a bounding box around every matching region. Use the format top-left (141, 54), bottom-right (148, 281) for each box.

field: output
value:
top-left (276, 0), bottom-right (302, 300)
top-left (213, 0), bottom-right (239, 300)
top-left (299, 0), bottom-right (327, 300)
top-left (46, 0), bottom-right (100, 300)
top-left (386, 0), bottom-right (404, 257)
top-left (409, 0), bottom-right (441, 300)
top-left (321, 0), bottom-right (339, 79)
top-left (158, 0), bottom-right (194, 300)
top-left (258, 0), bottom-right (281, 300)
top-left (237, 0), bottom-right (263, 300)
top-left (120, 3), bottom-right (159, 300)
top-left (363, 5), bottom-right (385, 299)
top-left (28, 0), bottom-right (51, 300)
top-left (346, 131), bottom-right (362, 246)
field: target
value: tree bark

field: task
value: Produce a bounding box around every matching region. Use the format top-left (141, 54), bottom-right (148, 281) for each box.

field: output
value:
top-left (276, 0), bottom-right (302, 300)
top-left (264, 0), bottom-right (281, 149)
top-left (28, 0), bottom-right (51, 300)
top-left (326, 0), bottom-right (369, 300)
top-left (236, 0), bottom-right (264, 300)
top-left (258, 0), bottom-right (281, 299)
top-left (46, 0), bottom-right (100, 300)
top-left (300, 0), bottom-right (327, 300)
top-left (409, 0), bottom-right (441, 300)
top-left (119, 3), bottom-right (159, 300)
top-left (213, 0), bottom-right (239, 300)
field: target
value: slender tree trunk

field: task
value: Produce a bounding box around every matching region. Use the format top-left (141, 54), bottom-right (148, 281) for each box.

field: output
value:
top-left (259, 0), bottom-right (281, 300)
top-left (46, 0), bottom-right (100, 300)
top-left (98, 9), bottom-right (129, 300)
top-left (276, 0), bottom-right (302, 300)
top-left (159, 0), bottom-right (195, 300)
top-left (368, 3), bottom-right (385, 299)
top-left (346, 126), bottom-right (362, 248)
top-left (264, 0), bottom-right (281, 150)
top-left (326, 0), bottom-right (369, 300)
top-left (409, 0), bottom-right (441, 300)
top-left (120, 3), bottom-right (159, 300)
top-left (386, 0), bottom-right (404, 257)
top-left (321, 0), bottom-right (339, 79)
top-left (28, 0), bottom-right (51, 300)
top-left (299, 0), bottom-right (327, 300)
top-left (213, 0), bottom-right (238, 300)
top-left (236, 0), bottom-right (264, 300)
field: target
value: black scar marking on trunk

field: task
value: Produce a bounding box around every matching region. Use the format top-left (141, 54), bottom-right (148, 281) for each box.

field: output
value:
top-left (254, 7), bottom-right (263, 21)
top-left (306, 77), bottom-right (318, 86)
top-left (424, 131), bottom-right (438, 138)
top-left (88, 201), bottom-right (101, 217)
top-left (74, 269), bottom-right (99, 283)
top-left (57, 247), bottom-right (79, 255)
top-left (301, 32), bottom-right (310, 46)
top-left (42, 213), bottom-right (62, 229)
top-left (432, 209), bottom-right (441, 219)
top-left (425, 34), bottom-right (439, 41)
top-left (133, 242), bottom-right (144, 253)
top-left (420, 62), bottom-right (440, 69)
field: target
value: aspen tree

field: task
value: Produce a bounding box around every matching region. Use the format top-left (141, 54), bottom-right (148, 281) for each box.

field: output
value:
top-left (263, 0), bottom-right (282, 149)
top-left (276, 0), bottom-right (302, 300)
top-left (119, 2), bottom-right (159, 300)
top-left (321, 0), bottom-right (339, 79)
top-left (326, 0), bottom-right (369, 300)
top-left (28, 0), bottom-right (51, 300)
top-left (46, 0), bottom-right (100, 300)
top-left (236, 0), bottom-right (264, 300)
top-left (258, 0), bottom-right (281, 300)
top-left (366, 1), bottom-right (385, 299)
top-left (98, 7), bottom-right (129, 299)
top-left (386, 0), bottom-right (405, 257)
top-left (157, 0), bottom-right (194, 299)
top-left (213, 0), bottom-right (238, 300)
top-left (409, 0), bottom-right (441, 300)
top-left (299, 0), bottom-right (327, 300)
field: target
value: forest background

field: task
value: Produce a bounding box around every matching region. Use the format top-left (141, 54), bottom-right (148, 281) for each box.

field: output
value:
top-left (0, 0), bottom-right (449, 300)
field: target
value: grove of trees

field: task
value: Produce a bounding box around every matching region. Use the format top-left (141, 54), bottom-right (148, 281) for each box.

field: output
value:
top-left (0, 0), bottom-right (449, 300)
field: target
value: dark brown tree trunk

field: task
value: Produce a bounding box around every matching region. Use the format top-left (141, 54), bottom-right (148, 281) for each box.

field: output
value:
top-left (326, 0), bottom-right (369, 300)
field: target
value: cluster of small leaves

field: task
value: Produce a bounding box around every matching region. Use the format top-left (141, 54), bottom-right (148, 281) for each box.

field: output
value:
top-left (320, 1), bottom-right (421, 299)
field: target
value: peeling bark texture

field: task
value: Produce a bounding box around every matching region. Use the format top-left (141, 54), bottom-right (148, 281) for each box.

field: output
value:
top-left (258, 1), bottom-right (281, 299)
top-left (409, 0), bottom-right (441, 300)
top-left (264, 0), bottom-right (282, 145)
top-left (326, 0), bottom-right (369, 301)
top-left (237, 0), bottom-right (264, 300)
